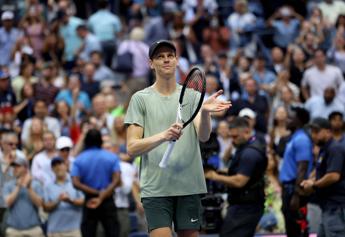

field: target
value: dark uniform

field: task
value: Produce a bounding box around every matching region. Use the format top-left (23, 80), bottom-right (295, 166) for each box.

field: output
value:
top-left (315, 139), bottom-right (345, 236)
top-left (220, 137), bottom-right (267, 237)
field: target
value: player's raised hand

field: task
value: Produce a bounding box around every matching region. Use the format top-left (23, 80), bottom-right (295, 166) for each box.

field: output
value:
top-left (202, 90), bottom-right (232, 113)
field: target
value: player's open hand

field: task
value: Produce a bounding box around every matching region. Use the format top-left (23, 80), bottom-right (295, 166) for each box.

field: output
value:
top-left (163, 123), bottom-right (183, 141)
top-left (202, 90), bottom-right (232, 113)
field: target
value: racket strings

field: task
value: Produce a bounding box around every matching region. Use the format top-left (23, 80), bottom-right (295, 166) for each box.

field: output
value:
top-left (185, 72), bottom-right (204, 93)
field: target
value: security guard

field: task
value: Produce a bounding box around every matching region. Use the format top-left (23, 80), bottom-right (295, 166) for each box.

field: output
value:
top-left (301, 117), bottom-right (345, 236)
top-left (205, 117), bottom-right (267, 237)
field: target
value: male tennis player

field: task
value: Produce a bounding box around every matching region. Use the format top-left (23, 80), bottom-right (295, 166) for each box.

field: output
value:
top-left (125, 40), bottom-right (231, 237)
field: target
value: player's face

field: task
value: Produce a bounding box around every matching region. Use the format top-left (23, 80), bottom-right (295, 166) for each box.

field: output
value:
top-left (150, 47), bottom-right (177, 78)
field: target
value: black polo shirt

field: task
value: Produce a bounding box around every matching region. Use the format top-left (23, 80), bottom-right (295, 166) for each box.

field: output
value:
top-left (316, 139), bottom-right (345, 208)
top-left (228, 138), bottom-right (267, 205)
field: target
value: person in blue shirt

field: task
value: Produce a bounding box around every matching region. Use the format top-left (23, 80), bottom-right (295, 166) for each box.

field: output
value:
top-left (279, 106), bottom-right (313, 237)
top-left (71, 129), bottom-right (121, 237)
top-left (3, 155), bottom-right (44, 237)
top-left (44, 157), bottom-right (84, 237)
top-left (88, 0), bottom-right (122, 67)
top-left (55, 74), bottom-right (91, 113)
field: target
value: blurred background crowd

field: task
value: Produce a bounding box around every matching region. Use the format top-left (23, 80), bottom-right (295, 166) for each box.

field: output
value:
top-left (0, 0), bottom-right (345, 236)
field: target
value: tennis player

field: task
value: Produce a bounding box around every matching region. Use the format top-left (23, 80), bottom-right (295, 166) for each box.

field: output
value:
top-left (125, 40), bottom-right (231, 237)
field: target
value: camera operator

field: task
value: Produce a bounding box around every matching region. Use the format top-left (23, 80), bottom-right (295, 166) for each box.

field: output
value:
top-left (204, 117), bottom-right (267, 237)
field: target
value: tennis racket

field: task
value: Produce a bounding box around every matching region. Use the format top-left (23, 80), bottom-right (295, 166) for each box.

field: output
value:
top-left (159, 66), bottom-right (206, 168)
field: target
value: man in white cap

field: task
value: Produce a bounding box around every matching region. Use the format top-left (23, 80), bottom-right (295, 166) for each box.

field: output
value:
top-left (56, 136), bottom-right (75, 171)
top-left (0, 11), bottom-right (22, 66)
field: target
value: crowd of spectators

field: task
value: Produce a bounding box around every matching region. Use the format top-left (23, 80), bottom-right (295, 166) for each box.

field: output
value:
top-left (0, 0), bottom-right (345, 236)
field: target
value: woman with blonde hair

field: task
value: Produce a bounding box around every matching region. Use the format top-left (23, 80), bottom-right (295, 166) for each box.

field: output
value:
top-left (23, 117), bottom-right (46, 162)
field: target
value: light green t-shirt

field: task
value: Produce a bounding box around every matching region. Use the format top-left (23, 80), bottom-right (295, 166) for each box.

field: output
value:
top-left (124, 86), bottom-right (207, 198)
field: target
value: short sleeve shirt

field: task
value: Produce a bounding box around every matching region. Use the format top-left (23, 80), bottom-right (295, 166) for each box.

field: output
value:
top-left (3, 179), bottom-right (42, 229)
top-left (316, 140), bottom-right (345, 207)
top-left (124, 86), bottom-right (207, 198)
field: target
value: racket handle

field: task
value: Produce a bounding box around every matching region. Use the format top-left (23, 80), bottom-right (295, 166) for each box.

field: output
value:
top-left (159, 141), bottom-right (176, 168)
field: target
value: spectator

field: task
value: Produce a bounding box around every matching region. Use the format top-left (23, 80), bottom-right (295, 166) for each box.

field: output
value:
top-left (55, 74), bottom-right (91, 113)
top-left (21, 100), bottom-right (60, 145)
top-left (54, 100), bottom-right (76, 137)
top-left (33, 62), bottom-right (59, 106)
top-left (216, 120), bottom-right (232, 169)
top-left (301, 48), bottom-right (344, 100)
top-left (116, 27), bottom-right (150, 94)
top-left (305, 86), bottom-right (344, 119)
top-left (90, 51), bottom-right (115, 83)
top-left (23, 117), bottom-right (45, 162)
top-left (0, 70), bottom-right (17, 115)
top-left (55, 136), bottom-right (75, 170)
top-left (90, 94), bottom-right (114, 133)
top-left (112, 116), bottom-right (131, 162)
top-left (81, 63), bottom-right (100, 99)
top-left (75, 24), bottom-right (102, 62)
top-left (41, 31), bottom-right (65, 65)
top-left (270, 47), bottom-right (285, 74)
top-left (43, 157), bottom-right (84, 237)
top-left (0, 11), bottom-right (22, 67)
top-left (11, 63), bottom-right (38, 102)
top-left (227, 0), bottom-right (256, 49)
top-left (318, 0), bottom-right (345, 26)
top-left (217, 53), bottom-right (241, 100)
top-left (205, 74), bottom-right (227, 128)
top-left (144, 1), bottom-right (178, 45)
top-left (10, 34), bottom-right (35, 77)
top-left (0, 132), bottom-right (24, 225)
top-left (252, 56), bottom-right (276, 94)
top-left (19, 6), bottom-right (46, 59)
top-left (327, 31), bottom-right (345, 75)
top-left (3, 155), bottom-right (44, 237)
top-left (338, 80), bottom-right (345, 106)
top-left (16, 83), bottom-right (35, 124)
top-left (270, 69), bottom-right (300, 108)
top-left (328, 111), bottom-right (345, 144)
top-left (71, 129), bottom-right (121, 237)
top-left (105, 93), bottom-right (125, 118)
top-left (232, 77), bottom-right (270, 133)
top-left (58, 10), bottom-right (84, 69)
top-left (31, 131), bottom-right (57, 185)
top-left (88, 0), bottom-right (122, 67)
top-left (284, 45), bottom-right (307, 88)
top-left (268, 6), bottom-right (303, 49)
top-left (269, 106), bottom-right (291, 158)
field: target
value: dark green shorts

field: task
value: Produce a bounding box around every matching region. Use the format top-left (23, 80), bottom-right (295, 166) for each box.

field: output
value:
top-left (141, 194), bottom-right (202, 232)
